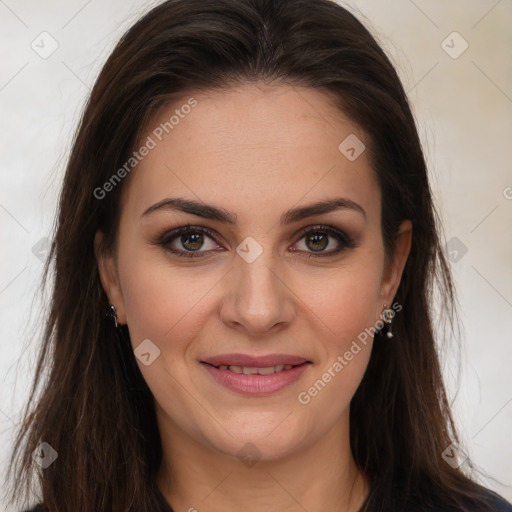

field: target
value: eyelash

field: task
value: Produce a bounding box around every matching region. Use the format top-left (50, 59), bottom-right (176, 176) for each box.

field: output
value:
top-left (154, 223), bottom-right (357, 259)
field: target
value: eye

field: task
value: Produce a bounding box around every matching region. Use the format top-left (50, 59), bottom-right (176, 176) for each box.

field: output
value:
top-left (154, 223), bottom-right (356, 258)
top-left (291, 224), bottom-right (356, 257)
top-left (155, 224), bottom-right (221, 258)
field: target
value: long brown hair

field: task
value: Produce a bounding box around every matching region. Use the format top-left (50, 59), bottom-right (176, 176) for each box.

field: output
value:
top-left (5, 0), bottom-right (499, 510)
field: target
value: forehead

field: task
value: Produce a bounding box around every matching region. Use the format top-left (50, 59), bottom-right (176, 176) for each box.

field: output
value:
top-left (121, 84), bottom-right (380, 223)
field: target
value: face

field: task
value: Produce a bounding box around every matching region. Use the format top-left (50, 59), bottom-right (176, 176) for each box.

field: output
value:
top-left (96, 83), bottom-right (411, 462)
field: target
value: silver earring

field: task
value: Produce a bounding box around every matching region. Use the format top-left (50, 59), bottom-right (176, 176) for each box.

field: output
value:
top-left (382, 303), bottom-right (395, 338)
top-left (107, 304), bottom-right (118, 328)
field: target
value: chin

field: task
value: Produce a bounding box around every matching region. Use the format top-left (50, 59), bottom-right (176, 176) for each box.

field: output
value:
top-left (202, 418), bottom-right (311, 463)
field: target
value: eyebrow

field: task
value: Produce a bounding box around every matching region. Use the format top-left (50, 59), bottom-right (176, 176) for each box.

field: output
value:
top-left (141, 196), bottom-right (366, 224)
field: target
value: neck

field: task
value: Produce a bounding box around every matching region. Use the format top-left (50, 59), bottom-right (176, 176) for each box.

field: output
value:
top-left (156, 407), bottom-right (370, 512)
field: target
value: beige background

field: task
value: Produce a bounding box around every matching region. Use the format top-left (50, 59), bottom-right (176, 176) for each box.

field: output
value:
top-left (1, 0), bottom-right (511, 508)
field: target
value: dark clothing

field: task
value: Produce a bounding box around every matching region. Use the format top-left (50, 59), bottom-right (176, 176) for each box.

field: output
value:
top-left (20, 486), bottom-right (512, 512)
top-left (153, 484), bottom-right (512, 511)
top-left (398, 489), bottom-right (512, 511)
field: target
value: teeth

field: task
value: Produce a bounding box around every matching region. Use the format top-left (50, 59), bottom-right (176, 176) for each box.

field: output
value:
top-left (256, 366), bottom-right (276, 375)
top-left (216, 363), bottom-right (297, 375)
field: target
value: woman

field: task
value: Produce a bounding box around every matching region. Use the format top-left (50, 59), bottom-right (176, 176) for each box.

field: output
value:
top-left (6, 0), bottom-right (511, 511)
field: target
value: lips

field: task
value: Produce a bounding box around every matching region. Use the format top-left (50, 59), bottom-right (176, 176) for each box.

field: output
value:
top-left (201, 353), bottom-right (310, 368)
top-left (200, 353), bottom-right (312, 395)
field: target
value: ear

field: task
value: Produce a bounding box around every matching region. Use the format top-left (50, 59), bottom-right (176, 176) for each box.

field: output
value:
top-left (94, 231), bottom-right (127, 325)
top-left (378, 219), bottom-right (412, 308)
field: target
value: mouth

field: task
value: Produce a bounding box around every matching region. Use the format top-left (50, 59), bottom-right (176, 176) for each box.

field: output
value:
top-left (202, 361), bottom-right (309, 375)
top-left (199, 354), bottom-right (312, 395)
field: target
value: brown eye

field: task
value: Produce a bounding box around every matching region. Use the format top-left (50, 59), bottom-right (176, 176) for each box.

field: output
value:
top-left (180, 232), bottom-right (206, 251)
top-left (157, 226), bottom-right (221, 258)
top-left (155, 224), bottom-right (356, 259)
top-left (304, 231), bottom-right (329, 252)
top-left (292, 225), bottom-right (356, 257)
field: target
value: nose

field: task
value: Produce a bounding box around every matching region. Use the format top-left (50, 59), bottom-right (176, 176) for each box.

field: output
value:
top-left (219, 249), bottom-right (295, 336)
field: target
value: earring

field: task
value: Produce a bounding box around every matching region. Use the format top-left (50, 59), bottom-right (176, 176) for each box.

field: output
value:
top-left (382, 303), bottom-right (395, 338)
top-left (106, 304), bottom-right (118, 328)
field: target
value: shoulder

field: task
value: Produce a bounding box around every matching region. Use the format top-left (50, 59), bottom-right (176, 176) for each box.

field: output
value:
top-left (20, 505), bottom-right (47, 512)
top-left (18, 490), bottom-right (512, 512)
top-left (403, 488), bottom-right (512, 511)
top-left (483, 490), bottom-right (512, 511)
top-left (477, 489), bottom-right (512, 511)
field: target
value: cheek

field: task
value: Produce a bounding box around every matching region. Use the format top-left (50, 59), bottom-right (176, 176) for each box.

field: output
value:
top-left (297, 277), bottom-right (377, 429)
top-left (302, 262), bottom-right (383, 343)
top-left (117, 255), bottom-right (216, 415)
top-left (296, 259), bottom-right (382, 406)
top-left (118, 250), bottom-right (219, 345)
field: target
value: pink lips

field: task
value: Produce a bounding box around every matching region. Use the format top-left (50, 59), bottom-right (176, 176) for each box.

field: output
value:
top-left (200, 353), bottom-right (312, 395)
top-left (202, 353), bottom-right (309, 368)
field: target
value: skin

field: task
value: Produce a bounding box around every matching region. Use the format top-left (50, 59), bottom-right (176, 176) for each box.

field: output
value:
top-left (96, 83), bottom-right (412, 512)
